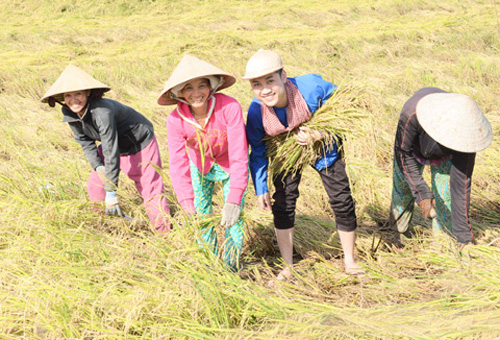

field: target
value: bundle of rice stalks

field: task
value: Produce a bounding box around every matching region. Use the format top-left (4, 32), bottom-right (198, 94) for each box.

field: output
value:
top-left (265, 85), bottom-right (370, 178)
top-left (186, 211), bottom-right (249, 244)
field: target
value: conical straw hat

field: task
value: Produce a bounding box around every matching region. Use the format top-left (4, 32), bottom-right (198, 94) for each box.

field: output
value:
top-left (41, 65), bottom-right (110, 103)
top-left (416, 93), bottom-right (493, 153)
top-left (157, 54), bottom-right (236, 106)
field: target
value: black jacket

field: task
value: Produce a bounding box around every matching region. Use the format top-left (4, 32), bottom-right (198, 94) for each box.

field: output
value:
top-left (62, 98), bottom-right (154, 191)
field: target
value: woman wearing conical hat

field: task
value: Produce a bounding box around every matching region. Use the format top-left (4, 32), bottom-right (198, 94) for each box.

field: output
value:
top-left (41, 65), bottom-right (171, 232)
top-left (390, 87), bottom-right (493, 250)
top-left (158, 55), bottom-right (249, 271)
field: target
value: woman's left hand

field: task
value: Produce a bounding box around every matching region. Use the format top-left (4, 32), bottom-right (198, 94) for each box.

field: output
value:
top-left (221, 202), bottom-right (241, 227)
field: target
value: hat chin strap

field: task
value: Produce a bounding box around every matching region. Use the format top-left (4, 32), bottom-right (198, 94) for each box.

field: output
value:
top-left (172, 96), bottom-right (191, 106)
top-left (169, 76), bottom-right (225, 106)
top-left (175, 95), bottom-right (217, 131)
top-left (209, 76), bottom-right (224, 98)
top-left (50, 97), bottom-right (91, 117)
top-left (49, 97), bottom-right (69, 110)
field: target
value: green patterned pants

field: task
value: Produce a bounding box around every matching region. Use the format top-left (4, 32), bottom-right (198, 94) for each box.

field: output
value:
top-left (390, 158), bottom-right (452, 234)
top-left (190, 162), bottom-right (246, 271)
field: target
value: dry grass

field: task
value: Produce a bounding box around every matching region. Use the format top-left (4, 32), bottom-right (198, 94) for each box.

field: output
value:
top-left (265, 85), bottom-right (371, 178)
top-left (0, 0), bottom-right (499, 338)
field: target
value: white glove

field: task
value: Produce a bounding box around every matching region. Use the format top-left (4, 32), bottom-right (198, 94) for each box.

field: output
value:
top-left (105, 191), bottom-right (123, 216)
top-left (220, 202), bottom-right (241, 227)
top-left (96, 165), bottom-right (106, 178)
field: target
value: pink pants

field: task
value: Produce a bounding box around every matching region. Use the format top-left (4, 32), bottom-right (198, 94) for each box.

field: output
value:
top-left (87, 136), bottom-right (171, 232)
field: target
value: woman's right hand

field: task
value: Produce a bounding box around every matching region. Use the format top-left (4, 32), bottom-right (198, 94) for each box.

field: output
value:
top-left (258, 193), bottom-right (272, 211)
top-left (105, 191), bottom-right (124, 216)
top-left (418, 198), bottom-right (436, 218)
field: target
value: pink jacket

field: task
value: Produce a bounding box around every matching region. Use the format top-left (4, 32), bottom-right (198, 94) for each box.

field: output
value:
top-left (166, 93), bottom-right (249, 213)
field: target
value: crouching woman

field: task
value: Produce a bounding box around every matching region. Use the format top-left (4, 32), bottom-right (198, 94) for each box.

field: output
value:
top-left (41, 65), bottom-right (171, 232)
top-left (158, 55), bottom-right (249, 271)
top-left (390, 87), bottom-right (493, 248)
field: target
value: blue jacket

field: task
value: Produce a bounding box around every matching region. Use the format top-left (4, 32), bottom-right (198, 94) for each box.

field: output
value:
top-left (246, 74), bottom-right (338, 195)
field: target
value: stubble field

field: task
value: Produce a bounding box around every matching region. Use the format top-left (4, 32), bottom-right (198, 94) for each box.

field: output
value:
top-left (0, 0), bottom-right (499, 338)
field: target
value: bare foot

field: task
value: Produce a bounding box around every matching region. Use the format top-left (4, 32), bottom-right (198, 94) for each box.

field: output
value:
top-left (458, 242), bottom-right (471, 253)
top-left (267, 267), bottom-right (293, 288)
top-left (345, 266), bottom-right (365, 276)
top-left (344, 260), bottom-right (365, 276)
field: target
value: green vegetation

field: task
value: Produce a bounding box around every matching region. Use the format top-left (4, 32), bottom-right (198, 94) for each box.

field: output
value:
top-left (0, 0), bottom-right (499, 338)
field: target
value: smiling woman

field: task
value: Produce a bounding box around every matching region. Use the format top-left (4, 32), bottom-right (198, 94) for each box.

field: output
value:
top-left (180, 79), bottom-right (211, 105)
top-left (63, 90), bottom-right (90, 116)
top-left (2, 0), bottom-right (500, 337)
top-left (178, 77), bottom-right (213, 127)
top-left (158, 54), bottom-right (249, 272)
top-left (40, 64), bottom-right (171, 232)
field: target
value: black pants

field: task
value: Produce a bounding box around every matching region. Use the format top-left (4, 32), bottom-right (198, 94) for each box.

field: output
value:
top-left (271, 159), bottom-right (357, 231)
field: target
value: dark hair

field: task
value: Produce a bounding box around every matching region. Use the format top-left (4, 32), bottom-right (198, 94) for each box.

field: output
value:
top-left (88, 89), bottom-right (106, 101)
top-left (48, 97), bottom-right (57, 107)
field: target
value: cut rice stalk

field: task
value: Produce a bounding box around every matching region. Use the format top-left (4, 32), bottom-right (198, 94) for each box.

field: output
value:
top-left (265, 85), bottom-right (370, 178)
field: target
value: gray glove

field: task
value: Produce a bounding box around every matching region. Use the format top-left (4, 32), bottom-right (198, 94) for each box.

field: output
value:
top-left (221, 202), bottom-right (241, 227)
